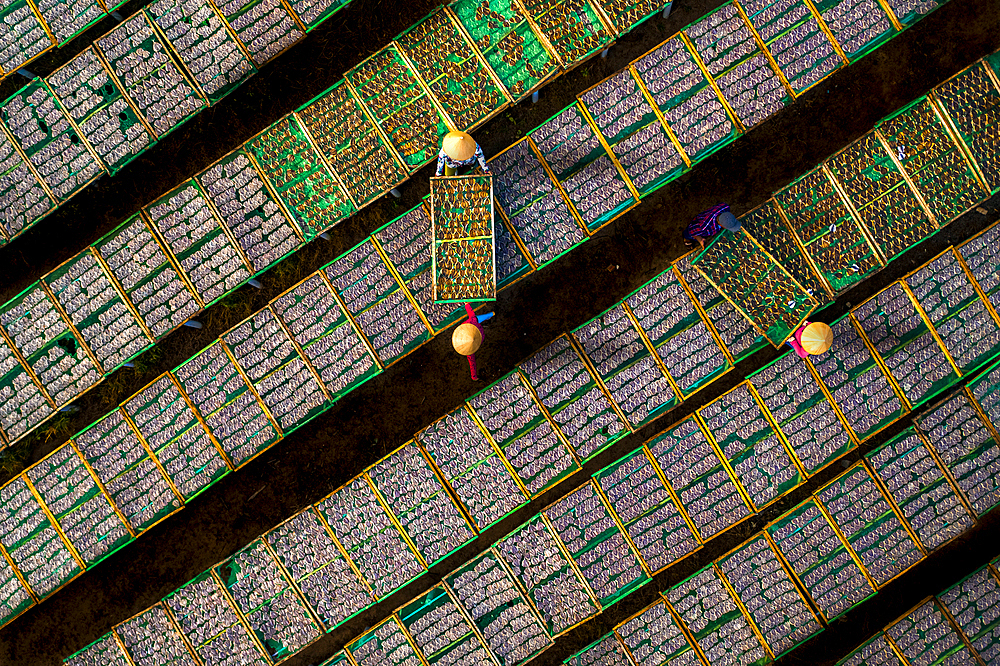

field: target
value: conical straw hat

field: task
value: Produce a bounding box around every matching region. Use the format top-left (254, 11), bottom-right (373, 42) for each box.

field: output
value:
top-left (801, 322), bottom-right (833, 355)
top-left (442, 131), bottom-right (477, 161)
top-left (452, 323), bottom-right (482, 356)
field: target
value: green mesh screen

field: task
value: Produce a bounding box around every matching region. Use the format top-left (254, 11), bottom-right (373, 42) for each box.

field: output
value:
top-left (519, 0), bottom-right (612, 68)
top-left (885, 599), bottom-right (977, 665)
top-left (933, 62), bottom-right (1000, 193)
top-left (0, 126), bottom-right (55, 239)
top-left (430, 174), bottom-right (496, 303)
top-left (398, 586), bottom-right (498, 666)
top-left (809, 0), bottom-right (895, 61)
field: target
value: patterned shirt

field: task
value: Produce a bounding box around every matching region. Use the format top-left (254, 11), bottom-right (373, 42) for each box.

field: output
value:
top-left (435, 144), bottom-right (489, 175)
top-left (683, 203), bottom-right (730, 240)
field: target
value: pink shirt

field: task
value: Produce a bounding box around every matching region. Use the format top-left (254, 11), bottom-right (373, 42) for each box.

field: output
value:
top-left (463, 303), bottom-right (484, 380)
top-left (788, 321), bottom-right (811, 359)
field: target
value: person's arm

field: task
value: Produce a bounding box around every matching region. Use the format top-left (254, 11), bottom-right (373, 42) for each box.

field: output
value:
top-left (436, 151), bottom-right (446, 177)
top-left (787, 337), bottom-right (809, 359)
top-left (475, 144), bottom-right (488, 172)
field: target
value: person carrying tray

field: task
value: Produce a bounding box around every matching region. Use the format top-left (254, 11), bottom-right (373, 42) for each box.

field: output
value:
top-left (453, 303), bottom-right (494, 381)
top-left (684, 203), bottom-right (741, 248)
top-left (436, 131), bottom-right (490, 176)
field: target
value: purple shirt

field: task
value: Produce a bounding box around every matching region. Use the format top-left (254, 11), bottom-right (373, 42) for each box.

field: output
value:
top-left (684, 203), bottom-right (731, 241)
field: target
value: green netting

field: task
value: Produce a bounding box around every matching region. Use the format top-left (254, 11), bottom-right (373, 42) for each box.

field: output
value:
top-left (263, 509), bottom-right (372, 631)
top-left (495, 214), bottom-right (535, 288)
top-left (26, 444), bottom-right (132, 567)
top-left (886, 600), bottom-right (976, 665)
top-left (212, 0), bottom-right (303, 67)
top-left (397, 10), bottom-right (508, 130)
top-left (73, 411), bottom-right (182, 533)
top-left (749, 350), bottom-right (855, 474)
top-left (647, 418), bottom-right (751, 542)
top-left (430, 174), bottom-right (496, 303)
top-left (223, 309), bottom-right (329, 434)
top-left (698, 384), bottom-right (802, 509)
top-left (523, 0), bottom-right (612, 67)
top-left (767, 499), bottom-right (877, 621)
top-left (632, 35), bottom-right (740, 164)
top-left (866, 429), bottom-right (975, 551)
top-left (0, 127), bottom-right (54, 239)
top-left (968, 355), bottom-right (1000, 428)
top-left (416, 406), bottom-right (528, 529)
top-left (774, 167), bottom-right (882, 293)
top-left (624, 267), bottom-right (731, 395)
top-left (716, 534), bottom-right (822, 657)
top-left (93, 213), bottom-right (201, 339)
top-left (122, 375), bottom-right (230, 501)
top-left (0, 475), bottom-right (81, 600)
top-left (163, 570), bottom-right (269, 666)
top-left (114, 603), bottom-right (199, 666)
top-left (879, 97), bottom-right (986, 225)
top-left (147, 0), bottom-right (256, 104)
top-left (907, 250), bottom-right (1000, 372)
top-left (297, 80), bottom-right (407, 208)
top-left (957, 224), bottom-right (1000, 322)
top-left (44, 250), bottom-right (152, 373)
top-left (372, 202), bottom-right (465, 331)
top-left (530, 103), bottom-right (637, 231)
top-left (1, 78), bottom-right (104, 203)
top-left (594, 0), bottom-right (663, 34)
top-left (315, 477), bottom-right (425, 599)
top-left (145, 179), bottom-right (251, 306)
top-left (917, 393), bottom-right (1000, 517)
top-left (346, 44), bottom-right (449, 169)
top-left (0, 282), bottom-right (100, 407)
top-left (810, 315), bottom-right (905, 440)
top-left (0, 552), bottom-right (32, 628)
top-left (835, 633), bottom-right (905, 666)
top-left (245, 115), bottom-right (356, 240)
top-left (817, 464), bottom-right (923, 587)
top-left (573, 305), bottom-right (678, 428)
top-left (197, 148), bottom-right (304, 274)
top-left (739, 201), bottom-right (830, 304)
top-left (579, 69), bottom-right (686, 197)
top-left (467, 371), bottom-right (580, 495)
top-left (271, 274), bottom-right (380, 401)
top-left (739, 0), bottom-right (842, 94)
top-left (45, 47), bottom-right (153, 175)
top-left (881, 0), bottom-right (944, 27)
top-left (214, 539), bottom-right (321, 662)
top-left (33, 0), bottom-right (102, 45)
top-left (320, 652), bottom-right (352, 666)
top-left (64, 632), bottom-right (131, 666)
top-left (0, 0), bottom-right (52, 74)
top-left (938, 565), bottom-right (1000, 665)
top-left (692, 229), bottom-right (818, 346)
top-left (810, 0), bottom-right (895, 61)
top-left (0, 334), bottom-right (53, 442)
top-left (545, 481), bottom-right (650, 606)
top-left (686, 3), bottom-right (791, 129)
top-left (172, 341), bottom-right (280, 468)
top-left (827, 132), bottom-right (936, 262)
top-left (565, 634), bottom-right (632, 666)
top-left (94, 12), bottom-right (205, 139)
top-left (398, 585), bottom-right (497, 666)
top-left (852, 283), bottom-right (958, 408)
top-left (347, 616), bottom-right (423, 666)
top-left (665, 565), bottom-right (769, 666)
top-left (368, 443), bottom-right (475, 566)
top-left (615, 601), bottom-right (702, 666)
top-left (519, 336), bottom-right (629, 460)
top-left (450, 0), bottom-right (557, 100)
top-left (496, 514), bottom-right (599, 635)
top-left (445, 549), bottom-right (553, 666)
top-left (323, 240), bottom-right (431, 366)
top-left (595, 448), bottom-right (699, 572)
top-left (286, 0), bottom-right (349, 30)
top-left (933, 62), bottom-right (1000, 194)
top-left (674, 254), bottom-right (768, 361)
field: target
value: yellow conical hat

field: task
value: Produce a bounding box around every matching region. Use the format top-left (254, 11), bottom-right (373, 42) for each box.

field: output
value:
top-left (801, 322), bottom-right (833, 356)
top-left (452, 323), bottom-right (482, 356)
top-left (442, 131), bottom-right (477, 161)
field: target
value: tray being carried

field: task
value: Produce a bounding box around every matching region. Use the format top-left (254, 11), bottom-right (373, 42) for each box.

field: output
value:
top-left (430, 174), bottom-right (496, 303)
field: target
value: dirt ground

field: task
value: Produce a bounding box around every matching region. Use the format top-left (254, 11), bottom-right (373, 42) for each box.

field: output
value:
top-left (1, 0), bottom-right (999, 663)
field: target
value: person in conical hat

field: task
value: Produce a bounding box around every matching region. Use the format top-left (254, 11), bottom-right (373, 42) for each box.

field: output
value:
top-left (787, 320), bottom-right (833, 359)
top-left (436, 131), bottom-right (490, 176)
top-left (453, 303), bottom-right (494, 380)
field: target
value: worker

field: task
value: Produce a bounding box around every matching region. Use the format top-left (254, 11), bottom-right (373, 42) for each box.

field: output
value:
top-left (787, 321), bottom-right (833, 359)
top-left (684, 203), bottom-right (741, 248)
top-left (453, 303), bottom-right (494, 380)
top-left (436, 131), bottom-right (490, 176)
